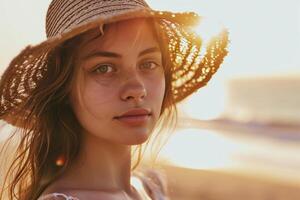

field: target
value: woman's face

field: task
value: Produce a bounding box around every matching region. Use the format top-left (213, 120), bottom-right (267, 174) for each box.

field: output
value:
top-left (70, 19), bottom-right (165, 145)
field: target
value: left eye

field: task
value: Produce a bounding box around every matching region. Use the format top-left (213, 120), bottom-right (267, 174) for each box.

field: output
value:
top-left (92, 64), bottom-right (115, 74)
top-left (140, 61), bottom-right (158, 70)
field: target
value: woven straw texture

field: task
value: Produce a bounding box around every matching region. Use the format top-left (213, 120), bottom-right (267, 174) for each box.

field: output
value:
top-left (0, 0), bottom-right (229, 127)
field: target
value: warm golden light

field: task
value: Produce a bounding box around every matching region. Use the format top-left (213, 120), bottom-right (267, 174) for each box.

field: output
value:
top-left (158, 126), bottom-right (300, 185)
top-left (177, 83), bottom-right (226, 120)
top-left (194, 17), bottom-right (225, 43)
top-left (0, 122), bottom-right (15, 142)
top-left (159, 128), bottom-right (238, 170)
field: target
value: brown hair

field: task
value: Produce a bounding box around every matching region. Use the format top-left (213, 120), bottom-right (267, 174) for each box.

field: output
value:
top-left (0, 18), bottom-right (177, 200)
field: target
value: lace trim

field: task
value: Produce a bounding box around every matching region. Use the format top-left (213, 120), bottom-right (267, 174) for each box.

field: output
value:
top-left (38, 170), bottom-right (167, 200)
top-left (38, 192), bottom-right (80, 200)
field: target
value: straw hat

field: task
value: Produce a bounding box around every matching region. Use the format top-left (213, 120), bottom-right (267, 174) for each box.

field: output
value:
top-left (0, 0), bottom-right (229, 127)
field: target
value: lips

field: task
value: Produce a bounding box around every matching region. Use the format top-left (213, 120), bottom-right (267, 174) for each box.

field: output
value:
top-left (115, 108), bottom-right (151, 119)
top-left (114, 108), bottom-right (151, 126)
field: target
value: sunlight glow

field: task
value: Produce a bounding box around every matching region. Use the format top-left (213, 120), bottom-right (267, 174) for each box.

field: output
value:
top-left (0, 122), bottom-right (15, 141)
top-left (158, 127), bottom-right (300, 185)
top-left (159, 129), bottom-right (239, 170)
top-left (194, 17), bottom-right (225, 43)
top-left (178, 83), bottom-right (226, 120)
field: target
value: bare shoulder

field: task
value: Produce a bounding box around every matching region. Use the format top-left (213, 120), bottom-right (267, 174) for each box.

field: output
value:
top-left (135, 168), bottom-right (169, 195)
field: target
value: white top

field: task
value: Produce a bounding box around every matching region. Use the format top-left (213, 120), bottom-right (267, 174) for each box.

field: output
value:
top-left (39, 193), bottom-right (80, 200)
top-left (38, 169), bottom-right (168, 200)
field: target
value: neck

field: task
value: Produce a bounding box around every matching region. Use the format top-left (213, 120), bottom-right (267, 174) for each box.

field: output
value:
top-left (58, 132), bottom-right (133, 193)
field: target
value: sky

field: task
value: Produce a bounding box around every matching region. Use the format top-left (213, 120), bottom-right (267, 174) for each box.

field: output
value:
top-left (0, 0), bottom-right (299, 77)
top-left (0, 0), bottom-right (299, 119)
top-left (149, 0), bottom-right (300, 78)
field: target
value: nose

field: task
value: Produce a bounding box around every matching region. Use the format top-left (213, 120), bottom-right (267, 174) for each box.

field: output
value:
top-left (120, 74), bottom-right (147, 103)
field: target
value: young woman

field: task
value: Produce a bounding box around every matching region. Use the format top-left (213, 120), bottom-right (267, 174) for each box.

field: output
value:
top-left (0, 0), bottom-right (229, 199)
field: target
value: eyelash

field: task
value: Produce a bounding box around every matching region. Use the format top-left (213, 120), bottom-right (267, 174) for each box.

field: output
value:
top-left (92, 64), bottom-right (115, 74)
top-left (140, 61), bottom-right (160, 70)
top-left (91, 61), bottom-right (160, 74)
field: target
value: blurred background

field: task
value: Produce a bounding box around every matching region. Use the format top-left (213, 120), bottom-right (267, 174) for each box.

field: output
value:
top-left (1, 0), bottom-right (300, 199)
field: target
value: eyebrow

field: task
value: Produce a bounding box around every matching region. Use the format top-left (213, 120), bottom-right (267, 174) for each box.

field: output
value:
top-left (83, 47), bottom-right (161, 60)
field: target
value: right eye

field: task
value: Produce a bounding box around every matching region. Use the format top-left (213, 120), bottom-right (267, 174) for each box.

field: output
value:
top-left (92, 64), bottom-right (115, 74)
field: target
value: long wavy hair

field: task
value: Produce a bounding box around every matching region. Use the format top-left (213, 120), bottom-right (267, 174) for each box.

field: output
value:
top-left (0, 19), bottom-right (178, 200)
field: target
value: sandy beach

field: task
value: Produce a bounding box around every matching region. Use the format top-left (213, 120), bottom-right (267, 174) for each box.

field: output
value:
top-left (163, 165), bottom-right (300, 200)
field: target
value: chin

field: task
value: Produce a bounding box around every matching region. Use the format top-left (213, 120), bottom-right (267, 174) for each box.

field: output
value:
top-left (129, 137), bottom-right (150, 146)
top-left (121, 132), bottom-right (150, 145)
top-left (131, 137), bottom-right (149, 145)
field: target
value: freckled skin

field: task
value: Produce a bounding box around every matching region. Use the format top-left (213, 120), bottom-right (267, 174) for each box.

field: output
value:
top-left (70, 19), bottom-right (166, 145)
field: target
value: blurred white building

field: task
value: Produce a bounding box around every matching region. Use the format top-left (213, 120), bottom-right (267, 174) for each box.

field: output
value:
top-left (223, 75), bottom-right (300, 125)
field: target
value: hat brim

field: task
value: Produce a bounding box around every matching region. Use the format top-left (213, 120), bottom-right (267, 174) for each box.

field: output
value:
top-left (0, 8), bottom-right (229, 127)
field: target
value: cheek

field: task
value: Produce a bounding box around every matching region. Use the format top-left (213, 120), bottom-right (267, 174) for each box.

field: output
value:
top-left (147, 74), bottom-right (165, 106)
top-left (158, 77), bottom-right (165, 99)
top-left (71, 77), bottom-right (117, 123)
top-left (81, 81), bottom-right (117, 117)
top-left (84, 82), bottom-right (114, 105)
